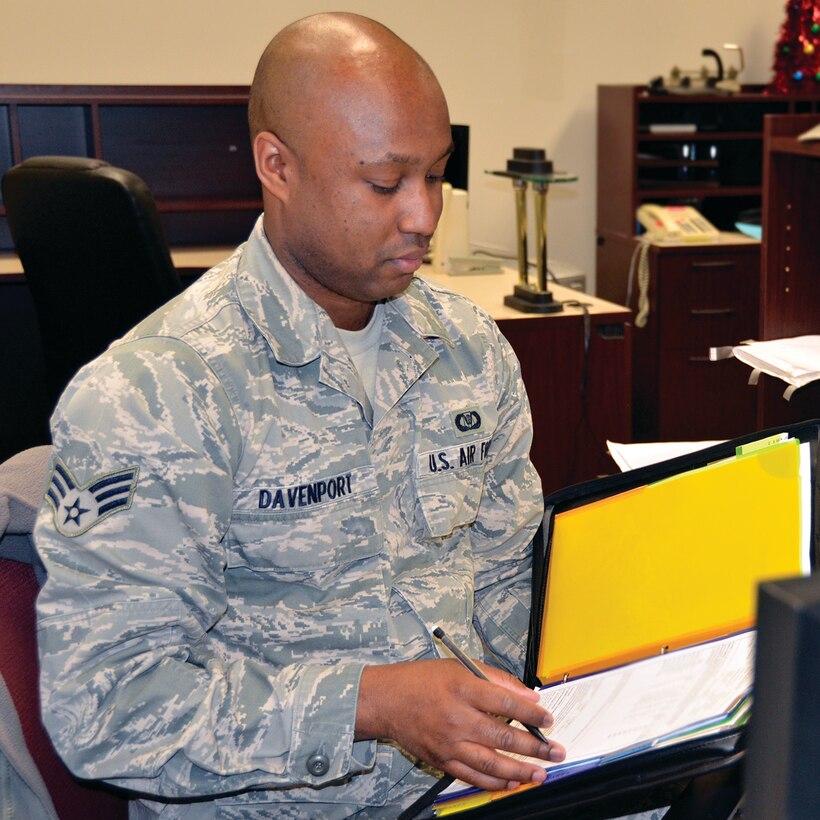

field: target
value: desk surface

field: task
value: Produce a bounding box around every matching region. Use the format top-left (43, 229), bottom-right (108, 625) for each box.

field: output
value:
top-left (420, 266), bottom-right (629, 321)
top-left (0, 247), bottom-right (630, 321)
top-left (0, 247), bottom-right (238, 279)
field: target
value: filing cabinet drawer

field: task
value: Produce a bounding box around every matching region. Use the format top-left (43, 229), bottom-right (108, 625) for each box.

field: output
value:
top-left (656, 247), bottom-right (759, 351)
top-left (657, 349), bottom-right (758, 440)
top-left (630, 241), bottom-right (762, 441)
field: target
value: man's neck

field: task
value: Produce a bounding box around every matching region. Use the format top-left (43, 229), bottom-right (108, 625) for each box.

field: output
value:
top-left (289, 274), bottom-right (374, 330)
top-left (263, 223), bottom-right (374, 330)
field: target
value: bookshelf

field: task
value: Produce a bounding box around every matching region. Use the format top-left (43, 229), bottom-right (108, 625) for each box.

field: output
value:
top-left (596, 85), bottom-right (820, 240)
top-left (0, 84), bottom-right (262, 251)
top-left (0, 84), bottom-right (470, 255)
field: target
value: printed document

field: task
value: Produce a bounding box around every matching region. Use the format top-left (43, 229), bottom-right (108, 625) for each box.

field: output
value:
top-left (439, 631), bottom-right (754, 802)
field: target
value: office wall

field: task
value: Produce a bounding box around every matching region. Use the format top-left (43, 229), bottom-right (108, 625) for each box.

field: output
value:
top-left (1, 0), bottom-right (784, 291)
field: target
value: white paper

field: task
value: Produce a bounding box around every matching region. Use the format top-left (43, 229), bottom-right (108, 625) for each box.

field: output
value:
top-left (732, 336), bottom-right (820, 389)
top-left (440, 632), bottom-right (754, 799)
top-left (534, 632), bottom-right (753, 766)
top-left (797, 122), bottom-right (820, 142)
top-left (606, 440), bottom-right (724, 472)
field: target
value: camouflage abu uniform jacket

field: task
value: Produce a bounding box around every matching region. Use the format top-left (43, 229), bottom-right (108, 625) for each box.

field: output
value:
top-left (34, 217), bottom-right (544, 818)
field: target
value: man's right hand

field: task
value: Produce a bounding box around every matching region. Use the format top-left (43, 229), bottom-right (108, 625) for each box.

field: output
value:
top-left (356, 658), bottom-right (566, 792)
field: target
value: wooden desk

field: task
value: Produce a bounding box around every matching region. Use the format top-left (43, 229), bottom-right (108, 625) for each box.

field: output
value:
top-left (0, 255), bottom-right (631, 493)
top-left (0, 246), bottom-right (237, 279)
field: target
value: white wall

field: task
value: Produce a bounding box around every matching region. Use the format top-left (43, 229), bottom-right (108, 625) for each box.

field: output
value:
top-left (0, 0), bottom-right (785, 291)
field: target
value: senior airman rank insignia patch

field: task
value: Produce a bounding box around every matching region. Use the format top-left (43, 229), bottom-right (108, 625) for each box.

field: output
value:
top-left (45, 460), bottom-right (139, 537)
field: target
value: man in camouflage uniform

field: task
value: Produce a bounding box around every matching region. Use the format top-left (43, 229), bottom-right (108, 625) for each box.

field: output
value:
top-left (34, 12), bottom-right (564, 818)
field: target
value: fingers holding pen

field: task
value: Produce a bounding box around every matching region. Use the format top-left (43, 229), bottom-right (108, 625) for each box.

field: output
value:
top-left (430, 678), bottom-right (565, 791)
top-left (356, 658), bottom-right (566, 792)
top-left (461, 673), bottom-right (566, 761)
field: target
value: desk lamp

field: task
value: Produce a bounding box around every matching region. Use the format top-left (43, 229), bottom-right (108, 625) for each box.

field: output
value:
top-left (487, 148), bottom-right (577, 313)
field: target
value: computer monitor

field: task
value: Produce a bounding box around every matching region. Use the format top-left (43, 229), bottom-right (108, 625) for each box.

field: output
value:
top-left (744, 574), bottom-right (820, 819)
top-left (445, 124), bottom-right (469, 191)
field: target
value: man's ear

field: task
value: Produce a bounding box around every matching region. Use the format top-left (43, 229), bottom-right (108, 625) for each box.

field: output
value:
top-left (254, 131), bottom-right (291, 203)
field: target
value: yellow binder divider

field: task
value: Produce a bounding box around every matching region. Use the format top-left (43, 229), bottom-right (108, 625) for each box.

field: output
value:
top-left (435, 783), bottom-right (538, 816)
top-left (537, 440), bottom-right (803, 684)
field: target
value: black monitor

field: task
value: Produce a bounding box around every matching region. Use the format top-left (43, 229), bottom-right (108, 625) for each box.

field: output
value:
top-left (745, 574), bottom-right (820, 818)
top-left (445, 124), bottom-right (469, 191)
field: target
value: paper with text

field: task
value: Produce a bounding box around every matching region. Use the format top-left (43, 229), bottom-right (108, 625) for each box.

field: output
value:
top-left (438, 631), bottom-right (754, 805)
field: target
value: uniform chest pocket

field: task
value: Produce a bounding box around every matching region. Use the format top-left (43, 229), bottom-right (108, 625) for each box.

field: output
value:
top-left (416, 439), bottom-right (489, 538)
top-left (229, 465), bottom-right (382, 572)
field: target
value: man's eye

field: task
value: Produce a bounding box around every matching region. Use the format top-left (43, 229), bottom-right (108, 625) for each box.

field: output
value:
top-left (371, 182), bottom-right (400, 195)
top-left (426, 174), bottom-right (445, 185)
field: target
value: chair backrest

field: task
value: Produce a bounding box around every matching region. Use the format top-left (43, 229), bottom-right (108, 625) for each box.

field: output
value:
top-left (1, 156), bottom-right (183, 406)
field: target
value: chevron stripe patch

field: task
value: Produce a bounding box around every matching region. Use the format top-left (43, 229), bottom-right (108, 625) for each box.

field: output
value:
top-left (45, 459), bottom-right (139, 537)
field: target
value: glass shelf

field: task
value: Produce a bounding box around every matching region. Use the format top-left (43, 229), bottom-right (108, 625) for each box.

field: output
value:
top-left (485, 169), bottom-right (578, 184)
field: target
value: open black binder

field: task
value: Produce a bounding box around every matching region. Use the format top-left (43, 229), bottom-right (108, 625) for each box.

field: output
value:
top-left (430, 419), bottom-right (819, 819)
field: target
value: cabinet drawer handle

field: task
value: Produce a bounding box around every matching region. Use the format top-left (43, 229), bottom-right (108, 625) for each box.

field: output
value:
top-left (689, 308), bottom-right (736, 317)
top-left (689, 261), bottom-right (736, 270)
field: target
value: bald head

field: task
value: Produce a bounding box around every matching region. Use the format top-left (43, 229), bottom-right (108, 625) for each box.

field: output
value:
top-left (248, 13), bottom-right (443, 143)
top-left (248, 13), bottom-right (453, 329)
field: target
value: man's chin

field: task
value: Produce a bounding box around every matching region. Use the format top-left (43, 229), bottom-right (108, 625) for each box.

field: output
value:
top-left (381, 270), bottom-right (418, 300)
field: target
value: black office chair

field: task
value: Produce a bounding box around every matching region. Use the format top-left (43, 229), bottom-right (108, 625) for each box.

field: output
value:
top-left (1, 156), bottom-right (183, 407)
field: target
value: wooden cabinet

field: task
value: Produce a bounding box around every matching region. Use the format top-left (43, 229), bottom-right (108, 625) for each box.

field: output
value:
top-left (596, 85), bottom-right (820, 239)
top-left (629, 240), bottom-right (759, 441)
top-left (756, 113), bottom-right (820, 427)
top-left (0, 84), bottom-right (262, 251)
top-left (596, 85), bottom-right (820, 440)
top-left (0, 84), bottom-right (470, 254)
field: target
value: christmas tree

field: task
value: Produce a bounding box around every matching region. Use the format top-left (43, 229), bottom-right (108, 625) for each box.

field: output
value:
top-left (769, 0), bottom-right (820, 93)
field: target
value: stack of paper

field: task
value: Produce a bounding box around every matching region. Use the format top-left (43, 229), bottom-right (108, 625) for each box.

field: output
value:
top-left (606, 439), bottom-right (723, 472)
top-left (732, 336), bottom-right (820, 396)
top-left (434, 632), bottom-right (754, 816)
top-left (797, 122), bottom-right (820, 142)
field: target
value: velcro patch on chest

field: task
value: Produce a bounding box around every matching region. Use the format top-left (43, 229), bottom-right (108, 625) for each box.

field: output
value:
top-left (419, 436), bottom-right (491, 476)
top-left (450, 408), bottom-right (484, 438)
top-left (237, 465), bottom-right (376, 513)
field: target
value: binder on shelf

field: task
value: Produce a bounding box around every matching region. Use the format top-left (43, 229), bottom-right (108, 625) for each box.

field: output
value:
top-left (431, 419), bottom-right (819, 818)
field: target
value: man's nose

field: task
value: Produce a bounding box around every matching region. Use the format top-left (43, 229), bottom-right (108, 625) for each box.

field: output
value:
top-left (398, 182), bottom-right (441, 238)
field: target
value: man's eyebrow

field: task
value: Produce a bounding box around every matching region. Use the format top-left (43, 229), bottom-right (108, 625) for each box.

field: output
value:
top-left (361, 142), bottom-right (455, 167)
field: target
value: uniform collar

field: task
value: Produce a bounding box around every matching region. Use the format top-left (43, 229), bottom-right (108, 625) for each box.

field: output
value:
top-left (235, 216), bottom-right (455, 365)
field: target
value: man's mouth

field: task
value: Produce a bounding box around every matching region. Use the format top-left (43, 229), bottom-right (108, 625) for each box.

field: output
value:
top-left (388, 252), bottom-right (426, 274)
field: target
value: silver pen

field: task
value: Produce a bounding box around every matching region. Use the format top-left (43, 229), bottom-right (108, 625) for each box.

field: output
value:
top-left (432, 626), bottom-right (551, 747)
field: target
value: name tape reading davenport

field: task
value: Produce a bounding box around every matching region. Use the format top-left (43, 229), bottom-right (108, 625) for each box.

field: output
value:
top-left (236, 465), bottom-right (377, 512)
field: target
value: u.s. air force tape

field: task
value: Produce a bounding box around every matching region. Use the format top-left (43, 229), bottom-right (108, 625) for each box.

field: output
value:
top-left (419, 437), bottom-right (491, 476)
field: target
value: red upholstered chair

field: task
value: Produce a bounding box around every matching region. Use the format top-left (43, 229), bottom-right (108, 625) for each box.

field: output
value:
top-left (0, 446), bottom-right (128, 819)
top-left (0, 560), bottom-right (130, 819)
